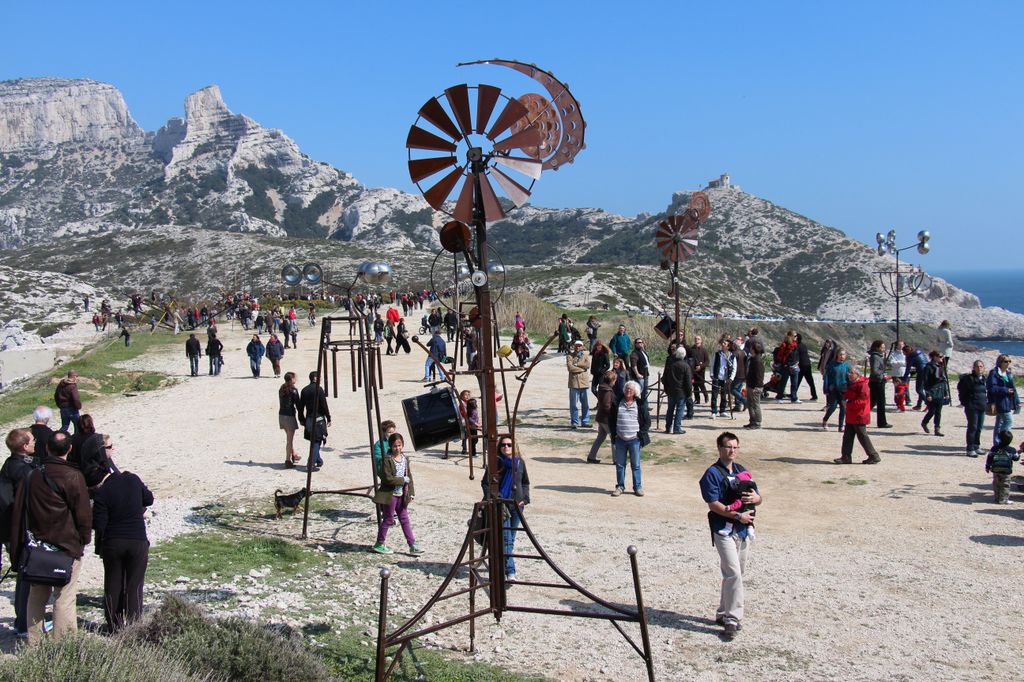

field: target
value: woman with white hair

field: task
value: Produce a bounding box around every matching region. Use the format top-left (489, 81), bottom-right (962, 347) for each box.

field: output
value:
top-left (608, 380), bottom-right (651, 497)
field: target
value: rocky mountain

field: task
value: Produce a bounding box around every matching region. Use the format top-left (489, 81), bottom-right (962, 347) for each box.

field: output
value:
top-left (1, 77), bottom-right (1022, 340)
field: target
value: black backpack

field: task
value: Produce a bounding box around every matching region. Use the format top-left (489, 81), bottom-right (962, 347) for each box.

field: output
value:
top-left (990, 449), bottom-right (1014, 475)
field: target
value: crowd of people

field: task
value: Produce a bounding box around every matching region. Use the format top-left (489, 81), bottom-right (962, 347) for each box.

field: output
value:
top-left (8, 294), bottom-right (1011, 653)
top-left (2, 388), bottom-right (152, 645)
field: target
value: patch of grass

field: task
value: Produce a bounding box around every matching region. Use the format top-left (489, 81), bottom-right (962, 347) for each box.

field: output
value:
top-left (319, 626), bottom-right (551, 682)
top-left (148, 532), bottom-right (323, 583)
top-left (846, 479), bottom-right (868, 486)
top-left (822, 480), bottom-right (836, 485)
top-left (536, 437), bottom-right (577, 449)
top-left (0, 331), bottom-right (180, 428)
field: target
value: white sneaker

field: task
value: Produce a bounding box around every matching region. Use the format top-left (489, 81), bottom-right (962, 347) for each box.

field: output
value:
top-left (710, 413), bottom-right (718, 419)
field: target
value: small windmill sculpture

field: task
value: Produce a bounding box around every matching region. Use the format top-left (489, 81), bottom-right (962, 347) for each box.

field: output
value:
top-left (655, 191), bottom-right (710, 343)
top-left (372, 60), bottom-right (655, 682)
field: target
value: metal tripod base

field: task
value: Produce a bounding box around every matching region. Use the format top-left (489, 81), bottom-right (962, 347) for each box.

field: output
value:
top-left (374, 499), bottom-right (655, 681)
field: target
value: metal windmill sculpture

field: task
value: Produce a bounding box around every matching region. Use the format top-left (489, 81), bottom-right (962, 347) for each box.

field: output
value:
top-left (655, 191), bottom-right (710, 343)
top-left (373, 60), bottom-right (654, 682)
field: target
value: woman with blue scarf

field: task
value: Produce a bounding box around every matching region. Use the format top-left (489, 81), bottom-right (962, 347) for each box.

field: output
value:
top-left (482, 437), bottom-right (531, 581)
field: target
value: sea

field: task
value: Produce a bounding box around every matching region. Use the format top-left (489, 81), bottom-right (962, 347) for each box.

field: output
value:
top-left (934, 269), bottom-right (1024, 356)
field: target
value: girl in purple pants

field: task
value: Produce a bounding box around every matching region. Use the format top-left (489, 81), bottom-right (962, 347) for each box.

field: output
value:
top-left (371, 434), bottom-right (424, 555)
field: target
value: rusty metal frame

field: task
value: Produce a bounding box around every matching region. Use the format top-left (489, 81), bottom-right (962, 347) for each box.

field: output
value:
top-left (300, 310), bottom-right (385, 539)
top-left (375, 500), bottom-right (654, 681)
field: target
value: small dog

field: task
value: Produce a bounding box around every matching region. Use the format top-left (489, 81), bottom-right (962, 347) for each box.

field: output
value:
top-left (274, 488), bottom-right (308, 519)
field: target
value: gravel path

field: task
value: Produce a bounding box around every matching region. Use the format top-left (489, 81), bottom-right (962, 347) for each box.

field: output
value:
top-left (0, 322), bottom-right (1021, 680)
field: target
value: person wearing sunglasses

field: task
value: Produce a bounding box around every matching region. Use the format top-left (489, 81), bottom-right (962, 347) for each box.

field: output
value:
top-left (482, 438), bottom-right (530, 581)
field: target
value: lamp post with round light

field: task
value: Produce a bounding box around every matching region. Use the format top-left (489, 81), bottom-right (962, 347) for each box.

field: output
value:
top-left (874, 230), bottom-right (932, 342)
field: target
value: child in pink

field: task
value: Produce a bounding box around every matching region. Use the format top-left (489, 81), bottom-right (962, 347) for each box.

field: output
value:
top-left (719, 471), bottom-right (758, 538)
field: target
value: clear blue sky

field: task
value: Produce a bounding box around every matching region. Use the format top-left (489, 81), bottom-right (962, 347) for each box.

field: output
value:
top-left (3, 1), bottom-right (1021, 271)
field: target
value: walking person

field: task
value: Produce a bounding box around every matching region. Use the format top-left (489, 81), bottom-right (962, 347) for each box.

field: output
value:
top-left (482, 437), bottom-right (530, 579)
top-left (986, 355), bottom-right (1019, 448)
top-left (266, 332), bottom-right (285, 379)
top-left (92, 464), bottom-right (154, 632)
top-left (53, 370), bottom-right (82, 434)
top-left (608, 380), bottom-right (650, 497)
top-left (822, 348), bottom-right (850, 431)
top-left (794, 333), bottom-right (818, 401)
top-left (920, 350), bottom-right (947, 436)
top-left (588, 370), bottom-right (617, 463)
top-left (246, 334), bottom-right (265, 378)
top-left (9, 432), bottom-right (92, 647)
top-left (904, 345), bottom-right (929, 410)
top-left (298, 372), bottom-right (330, 471)
top-left (834, 367), bottom-right (881, 464)
top-left (867, 340), bottom-right (892, 428)
top-left (371, 433), bottom-right (423, 555)
top-left (185, 334), bottom-right (201, 377)
top-left (699, 431), bottom-right (761, 640)
top-left (567, 340), bottom-right (591, 428)
top-left (206, 332), bottom-right (223, 375)
top-left (279, 372), bottom-right (301, 467)
top-left (958, 360), bottom-right (988, 457)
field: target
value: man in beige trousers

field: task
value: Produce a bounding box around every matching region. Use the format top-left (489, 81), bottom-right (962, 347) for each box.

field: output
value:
top-left (9, 431), bottom-right (91, 646)
top-left (699, 431), bottom-right (762, 640)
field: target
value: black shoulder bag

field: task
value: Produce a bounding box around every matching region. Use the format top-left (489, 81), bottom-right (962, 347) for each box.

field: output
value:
top-left (15, 469), bottom-right (75, 586)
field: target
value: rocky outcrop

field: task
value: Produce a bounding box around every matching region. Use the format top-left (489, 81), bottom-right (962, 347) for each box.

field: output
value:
top-left (1, 77), bottom-right (1023, 339)
top-left (0, 78), bottom-right (142, 152)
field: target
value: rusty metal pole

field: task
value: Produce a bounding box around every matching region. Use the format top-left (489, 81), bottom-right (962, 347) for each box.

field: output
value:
top-left (374, 567), bottom-right (391, 682)
top-left (301, 318), bottom-right (330, 539)
top-left (628, 546), bottom-right (655, 682)
top-left (468, 154), bottom-right (506, 614)
top-left (331, 348), bottom-right (339, 399)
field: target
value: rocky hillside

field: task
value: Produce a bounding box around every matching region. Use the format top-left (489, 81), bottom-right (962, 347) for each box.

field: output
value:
top-left (1, 77), bottom-right (1022, 339)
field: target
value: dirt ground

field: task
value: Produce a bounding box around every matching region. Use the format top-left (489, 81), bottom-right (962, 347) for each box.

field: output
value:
top-left (0, 320), bottom-right (1021, 681)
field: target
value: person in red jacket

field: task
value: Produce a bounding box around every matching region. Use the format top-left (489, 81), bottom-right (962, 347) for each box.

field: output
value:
top-left (834, 367), bottom-right (881, 465)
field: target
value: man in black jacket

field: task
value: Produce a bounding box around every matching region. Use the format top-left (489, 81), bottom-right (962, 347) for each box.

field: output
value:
top-left (185, 334), bottom-right (202, 377)
top-left (29, 406), bottom-right (54, 460)
top-left (744, 341), bottom-right (766, 430)
top-left (662, 346), bottom-right (692, 435)
top-left (794, 334), bottom-right (819, 401)
top-left (298, 372), bottom-right (331, 471)
top-left (9, 431), bottom-right (91, 647)
top-left (2, 428), bottom-right (41, 638)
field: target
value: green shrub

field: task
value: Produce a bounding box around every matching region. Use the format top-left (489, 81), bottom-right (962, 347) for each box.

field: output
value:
top-left (0, 631), bottom-right (207, 682)
top-left (134, 595), bottom-right (333, 682)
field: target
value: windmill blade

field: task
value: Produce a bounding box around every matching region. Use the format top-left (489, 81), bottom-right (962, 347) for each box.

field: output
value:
top-left (486, 97), bottom-right (530, 141)
top-left (490, 167), bottom-right (532, 207)
top-left (477, 174), bottom-right (506, 222)
top-left (419, 97), bottom-right (463, 142)
top-left (453, 176), bottom-right (475, 223)
top-left (492, 126), bottom-right (543, 153)
top-left (423, 166), bottom-right (465, 211)
top-left (445, 85), bottom-right (473, 136)
top-left (407, 125), bottom-right (458, 152)
top-left (475, 85), bottom-right (501, 134)
top-left (493, 155), bottom-right (543, 180)
top-left (409, 156), bottom-right (457, 183)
